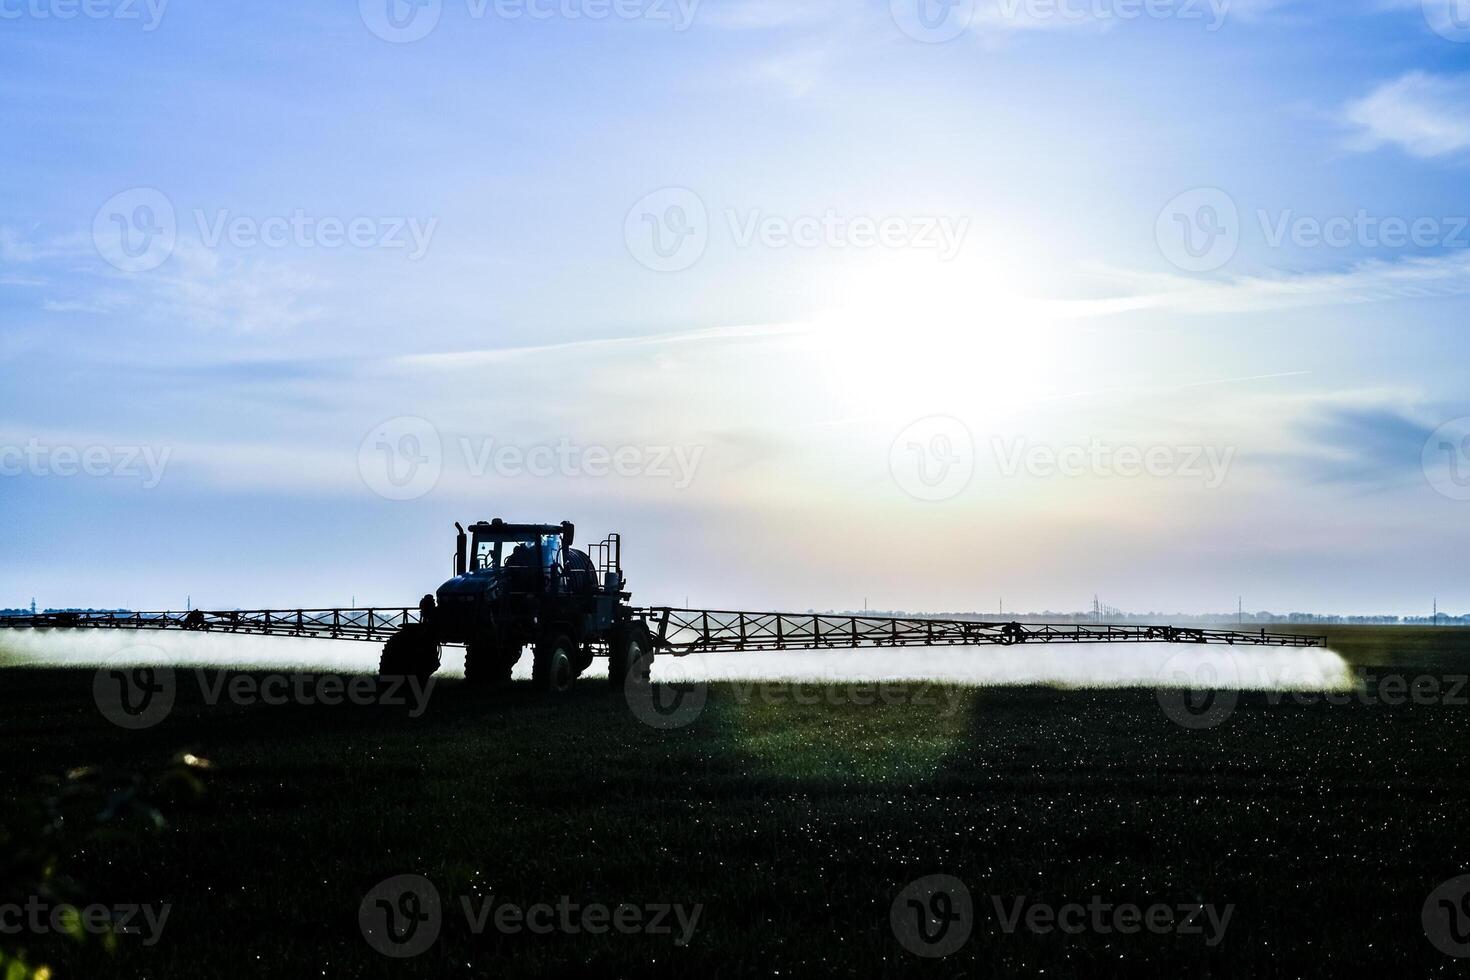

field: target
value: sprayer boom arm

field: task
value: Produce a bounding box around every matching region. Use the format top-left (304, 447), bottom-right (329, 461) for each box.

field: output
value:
top-left (0, 607), bottom-right (1326, 650)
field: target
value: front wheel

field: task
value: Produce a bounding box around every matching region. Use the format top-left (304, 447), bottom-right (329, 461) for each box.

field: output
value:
top-left (465, 641), bottom-right (519, 686)
top-left (532, 633), bottom-right (576, 694)
top-left (608, 622), bottom-right (654, 688)
top-left (379, 623), bottom-right (441, 683)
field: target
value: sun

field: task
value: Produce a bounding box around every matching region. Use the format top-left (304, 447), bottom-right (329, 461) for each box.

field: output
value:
top-left (807, 256), bottom-right (1058, 422)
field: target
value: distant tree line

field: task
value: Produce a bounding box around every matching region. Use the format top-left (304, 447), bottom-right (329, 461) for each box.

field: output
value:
top-left (822, 609), bottom-right (1470, 626)
top-left (0, 607), bottom-right (133, 617)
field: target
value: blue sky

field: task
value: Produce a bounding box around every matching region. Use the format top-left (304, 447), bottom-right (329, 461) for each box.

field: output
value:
top-left (3, 0), bottom-right (1470, 615)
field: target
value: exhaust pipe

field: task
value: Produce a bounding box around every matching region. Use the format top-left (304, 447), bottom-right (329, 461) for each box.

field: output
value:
top-left (455, 522), bottom-right (467, 576)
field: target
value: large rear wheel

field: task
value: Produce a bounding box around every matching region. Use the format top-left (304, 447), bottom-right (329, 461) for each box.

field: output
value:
top-left (532, 633), bottom-right (576, 694)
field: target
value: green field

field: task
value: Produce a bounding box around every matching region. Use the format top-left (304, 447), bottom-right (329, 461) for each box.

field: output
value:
top-left (1280, 623), bottom-right (1470, 669)
top-left (1, 627), bottom-right (1468, 977)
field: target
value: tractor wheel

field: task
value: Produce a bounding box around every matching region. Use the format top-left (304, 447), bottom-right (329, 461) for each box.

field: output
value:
top-left (464, 642), bottom-right (517, 686)
top-left (574, 643), bottom-right (596, 677)
top-left (608, 622), bottom-right (654, 688)
top-left (532, 633), bottom-right (576, 694)
top-left (379, 623), bottom-right (441, 683)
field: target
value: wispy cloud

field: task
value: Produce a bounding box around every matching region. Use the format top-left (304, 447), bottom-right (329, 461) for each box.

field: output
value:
top-left (393, 320), bottom-right (809, 371)
top-left (2, 224), bottom-right (325, 334)
top-left (1343, 72), bottom-right (1470, 159)
top-left (1065, 250), bottom-right (1470, 319)
top-left (0, 225), bottom-right (94, 265)
top-left (397, 248), bottom-right (1470, 366)
top-left (1292, 402), bottom-right (1437, 488)
top-left (144, 244), bottom-right (324, 335)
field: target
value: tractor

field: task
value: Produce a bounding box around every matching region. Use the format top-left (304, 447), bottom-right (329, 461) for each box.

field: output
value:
top-left (377, 519), bottom-right (655, 692)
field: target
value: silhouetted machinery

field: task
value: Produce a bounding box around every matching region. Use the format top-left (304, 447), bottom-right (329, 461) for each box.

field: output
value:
top-left (380, 519), bottom-right (653, 692)
top-left (0, 518), bottom-right (1329, 693)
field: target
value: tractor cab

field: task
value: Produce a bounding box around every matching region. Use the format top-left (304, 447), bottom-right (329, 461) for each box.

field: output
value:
top-left (449, 519), bottom-right (573, 596)
top-left (469, 524), bottom-right (563, 576)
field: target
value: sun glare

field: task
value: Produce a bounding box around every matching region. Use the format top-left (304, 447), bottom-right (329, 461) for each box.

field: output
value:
top-left (810, 258), bottom-right (1058, 420)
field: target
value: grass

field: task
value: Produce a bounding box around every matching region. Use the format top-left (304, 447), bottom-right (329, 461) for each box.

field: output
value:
top-left (0, 627), bottom-right (1468, 977)
top-left (1277, 623), bottom-right (1470, 669)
